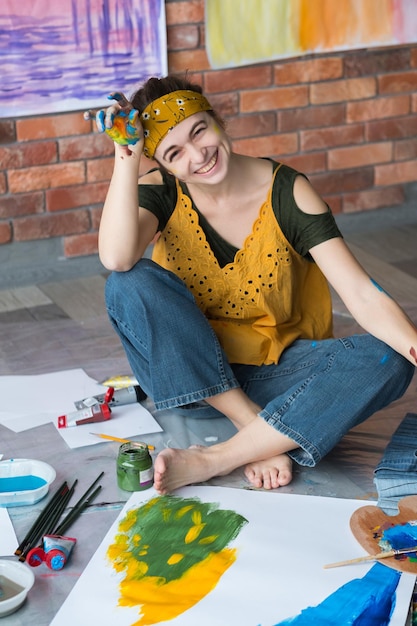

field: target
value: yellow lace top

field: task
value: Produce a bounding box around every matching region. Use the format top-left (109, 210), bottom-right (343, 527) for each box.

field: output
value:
top-left (151, 167), bottom-right (333, 365)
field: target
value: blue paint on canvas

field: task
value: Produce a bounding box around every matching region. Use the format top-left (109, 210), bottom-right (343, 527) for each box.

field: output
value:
top-left (274, 563), bottom-right (401, 625)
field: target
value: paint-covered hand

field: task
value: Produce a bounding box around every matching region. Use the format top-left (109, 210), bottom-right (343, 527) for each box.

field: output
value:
top-left (89, 92), bottom-right (141, 146)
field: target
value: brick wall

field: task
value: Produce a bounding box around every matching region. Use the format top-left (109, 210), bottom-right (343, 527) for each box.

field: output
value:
top-left (1, 0), bottom-right (417, 258)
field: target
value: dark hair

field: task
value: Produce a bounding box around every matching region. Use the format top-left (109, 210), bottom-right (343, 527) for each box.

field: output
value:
top-left (130, 73), bottom-right (225, 129)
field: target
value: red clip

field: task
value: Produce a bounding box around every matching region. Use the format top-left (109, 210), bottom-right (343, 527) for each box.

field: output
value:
top-left (104, 386), bottom-right (115, 403)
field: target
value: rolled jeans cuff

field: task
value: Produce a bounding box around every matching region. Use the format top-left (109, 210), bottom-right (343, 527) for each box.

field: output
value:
top-left (374, 413), bottom-right (417, 513)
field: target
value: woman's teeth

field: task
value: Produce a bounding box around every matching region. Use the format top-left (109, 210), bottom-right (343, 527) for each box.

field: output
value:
top-left (197, 153), bottom-right (217, 174)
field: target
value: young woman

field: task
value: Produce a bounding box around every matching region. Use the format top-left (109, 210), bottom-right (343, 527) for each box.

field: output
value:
top-left (97, 74), bottom-right (416, 495)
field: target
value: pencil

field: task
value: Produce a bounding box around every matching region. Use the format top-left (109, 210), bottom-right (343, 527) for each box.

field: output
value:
top-left (15, 481), bottom-right (69, 556)
top-left (91, 432), bottom-right (155, 450)
top-left (324, 545), bottom-right (417, 569)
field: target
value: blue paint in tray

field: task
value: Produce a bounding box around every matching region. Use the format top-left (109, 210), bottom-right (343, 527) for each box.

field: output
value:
top-left (0, 475), bottom-right (47, 493)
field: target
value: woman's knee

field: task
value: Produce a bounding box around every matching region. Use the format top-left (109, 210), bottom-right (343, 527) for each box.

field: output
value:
top-left (365, 335), bottom-right (415, 395)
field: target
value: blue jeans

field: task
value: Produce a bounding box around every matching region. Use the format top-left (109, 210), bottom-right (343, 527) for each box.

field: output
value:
top-left (105, 259), bottom-right (414, 467)
top-left (374, 412), bottom-right (417, 513)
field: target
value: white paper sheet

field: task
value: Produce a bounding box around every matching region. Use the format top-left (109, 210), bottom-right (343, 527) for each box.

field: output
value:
top-left (50, 487), bottom-right (416, 626)
top-left (0, 369), bottom-right (105, 432)
top-left (0, 508), bottom-right (18, 556)
top-left (55, 403), bottom-right (162, 449)
top-left (0, 370), bottom-right (162, 447)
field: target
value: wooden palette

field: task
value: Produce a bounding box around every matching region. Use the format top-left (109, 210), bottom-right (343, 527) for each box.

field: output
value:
top-left (350, 495), bottom-right (417, 574)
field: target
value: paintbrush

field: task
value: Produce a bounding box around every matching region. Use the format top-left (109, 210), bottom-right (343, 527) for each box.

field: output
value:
top-left (324, 545), bottom-right (417, 569)
top-left (90, 432), bottom-right (155, 450)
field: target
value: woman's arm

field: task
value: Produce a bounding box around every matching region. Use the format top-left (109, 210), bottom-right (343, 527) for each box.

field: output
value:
top-left (293, 176), bottom-right (417, 366)
top-left (98, 141), bottom-right (159, 271)
top-left (311, 237), bottom-right (417, 365)
top-left (96, 95), bottom-right (159, 271)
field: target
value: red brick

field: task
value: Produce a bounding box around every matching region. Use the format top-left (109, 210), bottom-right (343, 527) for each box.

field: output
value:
top-left (16, 112), bottom-right (87, 141)
top-left (167, 24), bottom-right (199, 50)
top-left (375, 160), bottom-right (417, 186)
top-left (227, 113), bottom-right (276, 140)
top-left (8, 162), bottom-right (85, 193)
top-left (91, 206), bottom-right (103, 230)
top-left (0, 173), bottom-right (6, 194)
top-left (328, 142), bottom-right (392, 170)
top-left (301, 124), bottom-right (364, 152)
top-left (310, 77), bottom-right (376, 105)
top-left (59, 133), bottom-right (114, 161)
top-left (208, 92), bottom-right (239, 118)
top-left (366, 116), bottom-right (417, 142)
top-left (205, 66), bottom-right (272, 93)
top-left (168, 48), bottom-right (210, 73)
top-left (279, 104), bottom-right (345, 131)
top-left (310, 168), bottom-right (374, 195)
top-left (87, 158), bottom-right (114, 183)
top-left (0, 192), bottom-right (44, 218)
top-left (395, 138), bottom-right (417, 161)
top-left (240, 86), bottom-right (308, 113)
top-left (274, 57), bottom-right (342, 85)
top-left (413, 93), bottom-right (417, 113)
top-left (411, 48), bottom-right (417, 68)
top-left (0, 120), bottom-right (16, 144)
top-left (165, 0), bottom-right (204, 24)
top-left (64, 232), bottom-right (99, 257)
top-left (0, 141), bottom-right (57, 169)
top-left (13, 211), bottom-right (90, 241)
top-left (231, 133), bottom-right (298, 158)
top-left (342, 186), bottom-right (405, 213)
top-left (345, 49), bottom-right (411, 77)
top-left (283, 152), bottom-right (327, 175)
top-left (46, 181), bottom-right (109, 212)
top-left (323, 195), bottom-right (342, 214)
top-left (0, 222), bottom-right (12, 244)
top-left (378, 71), bottom-right (417, 94)
top-left (347, 95), bottom-right (410, 123)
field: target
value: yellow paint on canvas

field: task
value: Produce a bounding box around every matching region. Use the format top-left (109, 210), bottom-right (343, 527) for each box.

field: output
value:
top-left (118, 548), bottom-right (238, 625)
top-left (206, 0), bottom-right (299, 68)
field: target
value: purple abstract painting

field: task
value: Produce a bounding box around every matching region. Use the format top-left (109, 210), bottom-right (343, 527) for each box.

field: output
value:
top-left (0, 0), bottom-right (167, 117)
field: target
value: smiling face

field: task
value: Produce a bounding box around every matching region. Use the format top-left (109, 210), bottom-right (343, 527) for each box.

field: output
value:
top-left (154, 112), bottom-right (232, 184)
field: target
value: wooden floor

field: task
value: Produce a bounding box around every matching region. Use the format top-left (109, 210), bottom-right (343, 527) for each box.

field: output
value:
top-left (0, 205), bottom-right (416, 501)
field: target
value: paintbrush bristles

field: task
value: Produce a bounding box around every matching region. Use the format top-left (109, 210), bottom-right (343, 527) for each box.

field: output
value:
top-left (324, 545), bottom-right (417, 569)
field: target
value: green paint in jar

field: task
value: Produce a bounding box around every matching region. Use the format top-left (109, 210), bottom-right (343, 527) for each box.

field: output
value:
top-left (117, 442), bottom-right (153, 491)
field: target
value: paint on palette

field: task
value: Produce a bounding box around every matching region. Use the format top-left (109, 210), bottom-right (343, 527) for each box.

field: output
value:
top-left (106, 495), bottom-right (248, 625)
top-left (274, 562), bottom-right (401, 625)
top-left (377, 520), bottom-right (417, 562)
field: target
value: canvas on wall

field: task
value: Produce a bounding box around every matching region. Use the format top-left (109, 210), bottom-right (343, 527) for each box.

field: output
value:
top-left (206, 0), bottom-right (417, 69)
top-left (50, 486), bottom-right (415, 626)
top-left (0, 0), bottom-right (167, 117)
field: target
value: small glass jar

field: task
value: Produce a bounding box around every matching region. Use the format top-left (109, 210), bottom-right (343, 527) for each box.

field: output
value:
top-left (117, 442), bottom-right (153, 491)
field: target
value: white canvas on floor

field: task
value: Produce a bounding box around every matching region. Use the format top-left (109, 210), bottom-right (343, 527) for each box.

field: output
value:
top-left (50, 486), bottom-right (416, 626)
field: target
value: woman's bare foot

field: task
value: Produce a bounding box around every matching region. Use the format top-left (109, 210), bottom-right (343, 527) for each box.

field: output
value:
top-left (153, 416), bottom-right (298, 494)
top-left (244, 454), bottom-right (293, 490)
top-left (153, 447), bottom-right (218, 494)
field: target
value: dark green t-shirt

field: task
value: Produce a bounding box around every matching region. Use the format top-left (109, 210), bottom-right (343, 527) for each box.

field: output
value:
top-left (139, 160), bottom-right (342, 268)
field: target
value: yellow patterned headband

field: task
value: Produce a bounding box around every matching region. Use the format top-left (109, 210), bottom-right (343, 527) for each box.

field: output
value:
top-left (140, 90), bottom-right (213, 159)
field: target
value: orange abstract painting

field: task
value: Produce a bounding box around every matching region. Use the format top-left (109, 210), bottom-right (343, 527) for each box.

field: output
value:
top-left (206, 0), bottom-right (417, 69)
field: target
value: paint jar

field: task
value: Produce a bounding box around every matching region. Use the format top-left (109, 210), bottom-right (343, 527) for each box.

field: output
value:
top-left (117, 443), bottom-right (153, 491)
